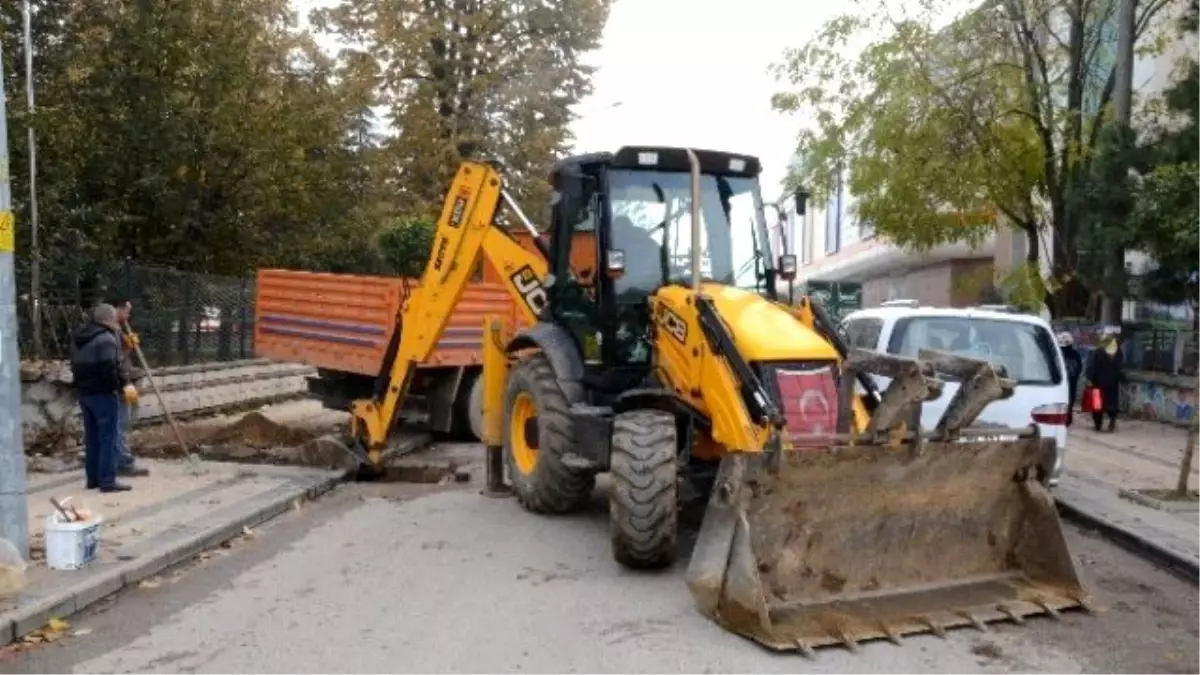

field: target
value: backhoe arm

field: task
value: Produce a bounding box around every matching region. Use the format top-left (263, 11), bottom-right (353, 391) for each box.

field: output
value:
top-left (350, 160), bottom-right (550, 464)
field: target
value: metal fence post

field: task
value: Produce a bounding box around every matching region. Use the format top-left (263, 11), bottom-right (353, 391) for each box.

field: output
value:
top-left (239, 279), bottom-right (249, 358)
top-left (0, 45), bottom-right (30, 558)
top-left (178, 271), bottom-right (193, 365)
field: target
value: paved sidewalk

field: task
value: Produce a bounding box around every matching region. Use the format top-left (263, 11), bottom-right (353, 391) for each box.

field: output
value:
top-left (0, 458), bottom-right (343, 645)
top-left (1058, 418), bottom-right (1198, 580)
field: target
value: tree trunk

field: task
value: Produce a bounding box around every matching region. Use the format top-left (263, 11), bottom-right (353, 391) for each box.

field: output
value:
top-left (1176, 411), bottom-right (1198, 497)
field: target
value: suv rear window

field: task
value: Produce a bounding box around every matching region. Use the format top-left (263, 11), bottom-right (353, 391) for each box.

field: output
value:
top-left (886, 316), bottom-right (1062, 385)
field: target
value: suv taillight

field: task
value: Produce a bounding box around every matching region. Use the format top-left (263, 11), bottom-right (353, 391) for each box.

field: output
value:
top-left (1031, 403), bottom-right (1068, 426)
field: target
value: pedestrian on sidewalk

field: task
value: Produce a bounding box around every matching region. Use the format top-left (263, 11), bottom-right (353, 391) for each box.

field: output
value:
top-left (1058, 331), bottom-right (1083, 426)
top-left (70, 304), bottom-right (134, 493)
top-left (1086, 331), bottom-right (1124, 433)
top-left (109, 298), bottom-right (150, 478)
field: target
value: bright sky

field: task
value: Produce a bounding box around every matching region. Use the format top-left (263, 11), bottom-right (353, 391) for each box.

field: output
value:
top-left (568, 0), bottom-right (842, 197)
top-left (293, 0), bottom-right (843, 196)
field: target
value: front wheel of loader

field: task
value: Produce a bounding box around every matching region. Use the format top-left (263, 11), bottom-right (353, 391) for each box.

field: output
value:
top-left (503, 353), bottom-right (595, 514)
top-left (609, 410), bottom-right (679, 569)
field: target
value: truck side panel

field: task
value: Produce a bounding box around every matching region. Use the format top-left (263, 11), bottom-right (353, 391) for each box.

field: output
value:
top-left (254, 269), bottom-right (523, 377)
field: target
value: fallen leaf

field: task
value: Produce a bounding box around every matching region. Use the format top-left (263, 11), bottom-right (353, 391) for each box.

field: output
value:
top-left (46, 618), bottom-right (69, 632)
top-left (138, 578), bottom-right (161, 590)
top-left (241, 525), bottom-right (256, 538)
top-left (71, 628), bottom-right (92, 637)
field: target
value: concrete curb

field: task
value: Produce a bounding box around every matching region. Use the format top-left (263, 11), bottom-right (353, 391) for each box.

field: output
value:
top-left (0, 470), bottom-right (346, 646)
top-left (1055, 494), bottom-right (1200, 585)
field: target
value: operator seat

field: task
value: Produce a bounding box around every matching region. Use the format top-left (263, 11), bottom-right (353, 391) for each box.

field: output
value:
top-left (610, 215), bottom-right (662, 297)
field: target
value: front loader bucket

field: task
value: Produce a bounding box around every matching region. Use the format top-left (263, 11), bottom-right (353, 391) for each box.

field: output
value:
top-left (685, 434), bottom-right (1089, 654)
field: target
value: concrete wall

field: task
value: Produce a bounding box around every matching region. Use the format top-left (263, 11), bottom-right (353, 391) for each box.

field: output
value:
top-left (1120, 372), bottom-right (1198, 427)
top-left (861, 259), bottom-right (994, 307)
top-left (21, 359), bottom-right (316, 453)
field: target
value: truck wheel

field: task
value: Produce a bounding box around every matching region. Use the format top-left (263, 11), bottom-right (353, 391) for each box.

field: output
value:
top-left (503, 353), bottom-right (595, 513)
top-left (451, 371), bottom-right (484, 442)
top-left (609, 409), bottom-right (678, 569)
top-left (466, 373), bottom-right (484, 442)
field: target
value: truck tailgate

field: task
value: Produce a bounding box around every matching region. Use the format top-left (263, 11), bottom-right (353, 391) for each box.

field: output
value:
top-left (254, 269), bottom-right (521, 377)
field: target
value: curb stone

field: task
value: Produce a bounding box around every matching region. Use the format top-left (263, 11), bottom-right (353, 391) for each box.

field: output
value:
top-left (1055, 490), bottom-right (1200, 585)
top-left (0, 470), bottom-right (345, 646)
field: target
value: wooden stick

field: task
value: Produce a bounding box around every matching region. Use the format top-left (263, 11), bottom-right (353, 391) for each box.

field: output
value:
top-left (120, 321), bottom-right (199, 468)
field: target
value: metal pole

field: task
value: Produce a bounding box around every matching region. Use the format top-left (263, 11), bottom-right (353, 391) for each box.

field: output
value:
top-left (22, 0), bottom-right (41, 358)
top-left (0, 41), bottom-right (31, 559)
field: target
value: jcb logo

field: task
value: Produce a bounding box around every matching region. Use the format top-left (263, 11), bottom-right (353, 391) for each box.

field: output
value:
top-left (432, 237), bottom-right (450, 272)
top-left (510, 266), bottom-right (548, 316)
top-left (448, 190), bottom-right (470, 228)
top-left (658, 306), bottom-right (688, 344)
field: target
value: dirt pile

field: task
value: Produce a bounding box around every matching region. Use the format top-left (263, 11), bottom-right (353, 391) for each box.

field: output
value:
top-left (203, 412), bottom-right (317, 449)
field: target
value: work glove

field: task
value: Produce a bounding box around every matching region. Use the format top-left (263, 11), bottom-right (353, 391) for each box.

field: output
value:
top-left (122, 384), bottom-right (139, 405)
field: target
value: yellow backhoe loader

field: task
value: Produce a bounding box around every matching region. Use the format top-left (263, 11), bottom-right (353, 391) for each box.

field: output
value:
top-left (344, 147), bottom-right (1090, 654)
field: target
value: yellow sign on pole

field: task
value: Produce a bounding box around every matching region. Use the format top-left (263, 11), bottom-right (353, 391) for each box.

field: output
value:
top-left (0, 211), bottom-right (13, 252)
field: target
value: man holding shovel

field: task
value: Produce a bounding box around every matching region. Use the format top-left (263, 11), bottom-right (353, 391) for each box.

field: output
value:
top-left (110, 298), bottom-right (150, 478)
top-left (71, 304), bottom-right (133, 492)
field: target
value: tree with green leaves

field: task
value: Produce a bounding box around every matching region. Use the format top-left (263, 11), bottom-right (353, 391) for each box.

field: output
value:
top-left (1, 0), bottom-right (396, 284)
top-left (1128, 0), bottom-right (1198, 310)
top-left (772, 0), bottom-right (1178, 317)
top-left (311, 0), bottom-right (613, 225)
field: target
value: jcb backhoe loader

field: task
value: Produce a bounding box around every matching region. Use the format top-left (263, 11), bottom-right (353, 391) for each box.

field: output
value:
top-left (345, 147), bottom-right (1090, 654)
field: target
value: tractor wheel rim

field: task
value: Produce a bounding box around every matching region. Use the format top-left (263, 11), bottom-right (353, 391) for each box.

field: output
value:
top-left (510, 392), bottom-right (539, 474)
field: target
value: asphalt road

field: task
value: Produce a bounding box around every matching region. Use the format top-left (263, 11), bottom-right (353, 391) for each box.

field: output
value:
top-left (2, 443), bottom-right (1197, 674)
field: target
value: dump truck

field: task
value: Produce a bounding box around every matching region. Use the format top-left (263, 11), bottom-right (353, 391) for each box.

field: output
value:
top-left (269, 148), bottom-right (1092, 655)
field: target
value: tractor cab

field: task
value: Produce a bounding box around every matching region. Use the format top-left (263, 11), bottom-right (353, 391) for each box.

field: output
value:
top-left (535, 146), bottom-right (792, 377)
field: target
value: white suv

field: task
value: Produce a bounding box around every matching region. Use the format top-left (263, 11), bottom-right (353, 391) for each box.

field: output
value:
top-left (840, 301), bottom-right (1069, 486)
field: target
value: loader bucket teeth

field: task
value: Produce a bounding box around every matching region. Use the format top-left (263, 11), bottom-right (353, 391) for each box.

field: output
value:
top-left (685, 432), bottom-right (1088, 654)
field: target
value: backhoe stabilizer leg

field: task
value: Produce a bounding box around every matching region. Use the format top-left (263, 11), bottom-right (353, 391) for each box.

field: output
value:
top-left (481, 316), bottom-right (513, 498)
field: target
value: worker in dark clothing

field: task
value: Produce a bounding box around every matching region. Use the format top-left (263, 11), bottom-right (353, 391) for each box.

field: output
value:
top-left (109, 298), bottom-right (148, 478)
top-left (71, 304), bottom-right (133, 492)
top-left (1086, 332), bottom-right (1124, 432)
top-left (1057, 331), bottom-right (1083, 426)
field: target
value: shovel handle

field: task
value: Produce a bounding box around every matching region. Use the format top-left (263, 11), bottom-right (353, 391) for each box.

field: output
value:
top-left (121, 321), bottom-right (193, 463)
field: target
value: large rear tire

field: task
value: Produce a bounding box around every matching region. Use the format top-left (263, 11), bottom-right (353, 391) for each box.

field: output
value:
top-left (503, 353), bottom-right (595, 513)
top-left (609, 410), bottom-right (679, 569)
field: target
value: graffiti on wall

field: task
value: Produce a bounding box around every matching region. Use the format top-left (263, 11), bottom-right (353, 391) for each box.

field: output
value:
top-left (1121, 379), bottom-right (1197, 425)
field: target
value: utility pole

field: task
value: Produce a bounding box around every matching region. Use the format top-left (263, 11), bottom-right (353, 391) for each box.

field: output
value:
top-left (0, 38), bottom-right (32, 559)
top-left (23, 0), bottom-right (42, 358)
top-left (1102, 0), bottom-right (1138, 325)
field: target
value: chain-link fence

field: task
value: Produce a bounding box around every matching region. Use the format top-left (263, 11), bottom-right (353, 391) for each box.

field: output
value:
top-left (20, 259), bottom-right (257, 368)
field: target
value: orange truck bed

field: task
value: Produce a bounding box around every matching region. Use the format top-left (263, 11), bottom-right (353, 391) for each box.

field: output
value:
top-left (253, 268), bottom-right (524, 377)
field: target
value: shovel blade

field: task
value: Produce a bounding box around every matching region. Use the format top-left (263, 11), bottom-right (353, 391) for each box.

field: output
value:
top-left (685, 435), bottom-right (1088, 653)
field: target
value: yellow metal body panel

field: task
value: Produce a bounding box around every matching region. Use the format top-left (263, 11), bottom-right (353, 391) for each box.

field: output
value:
top-left (649, 284), bottom-right (846, 454)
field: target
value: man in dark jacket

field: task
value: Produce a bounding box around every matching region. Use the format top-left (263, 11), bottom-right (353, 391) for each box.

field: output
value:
top-left (71, 304), bottom-right (133, 492)
top-left (1057, 331), bottom-right (1083, 426)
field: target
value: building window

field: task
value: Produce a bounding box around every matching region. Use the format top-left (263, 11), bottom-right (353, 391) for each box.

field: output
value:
top-left (1011, 229), bottom-right (1027, 265)
top-left (825, 167), bottom-right (844, 255)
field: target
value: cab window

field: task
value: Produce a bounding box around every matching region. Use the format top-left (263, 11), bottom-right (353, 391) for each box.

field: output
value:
top-left (843, 317), bottom-right (883, 351)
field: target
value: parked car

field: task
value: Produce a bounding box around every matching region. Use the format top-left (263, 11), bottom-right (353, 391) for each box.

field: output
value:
top-left (840, 300), bottom-right (1069, 486)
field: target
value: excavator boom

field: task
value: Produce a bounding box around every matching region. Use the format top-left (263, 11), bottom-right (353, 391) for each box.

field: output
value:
top-left (349, 161), bottom-right (549, 463)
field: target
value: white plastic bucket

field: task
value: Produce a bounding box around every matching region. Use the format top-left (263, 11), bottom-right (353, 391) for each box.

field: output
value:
top-left (44, 514), bottom-right (103, 571)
